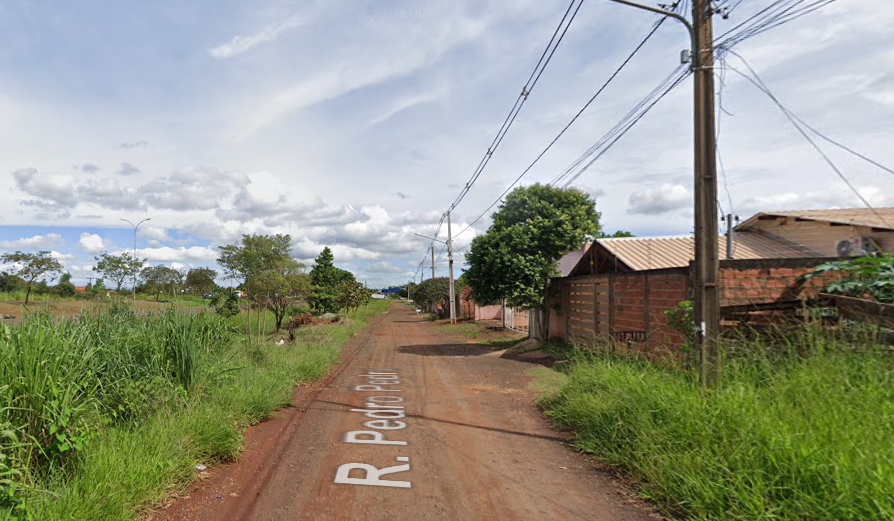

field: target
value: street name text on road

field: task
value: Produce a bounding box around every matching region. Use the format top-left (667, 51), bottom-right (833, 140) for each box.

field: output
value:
top-left (333, 369), bottom-right (413, 489)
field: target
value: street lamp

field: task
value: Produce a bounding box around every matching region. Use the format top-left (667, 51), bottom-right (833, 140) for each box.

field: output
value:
top-left (120, 217), bottom-right (151, 299)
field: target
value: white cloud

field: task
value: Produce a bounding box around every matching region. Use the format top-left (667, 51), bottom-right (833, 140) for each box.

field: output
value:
top-left (138, 226), bottom-right (173, 242)
top-left (13, 168), bottom-right (78, 208)
top-left (78, 233), bottom-right (107, 253)
top-left (0, 233), bottom-right (64, 250)
top-left (136, 246), bottom-right (218, 263)
top-left (627, 184), bottom-right (690, 215)
top-left (208, 15), bottom-right (304, 59)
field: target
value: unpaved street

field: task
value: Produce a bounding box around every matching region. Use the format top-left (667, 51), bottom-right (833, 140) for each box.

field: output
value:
top-left (157, 303), bottom-right (661, 521)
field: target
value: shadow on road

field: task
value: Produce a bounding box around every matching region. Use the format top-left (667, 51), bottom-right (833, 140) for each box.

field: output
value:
top-left (313, 399), bottom-right (569, 443)
top-left (397, 343), bottom-right (505, 357)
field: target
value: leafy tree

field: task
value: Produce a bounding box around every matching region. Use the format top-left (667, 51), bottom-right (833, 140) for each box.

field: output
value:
top-left (93, 252), bottom-right (145, 291)
top-left (140, 265), bottom-right (182, 301)
top-left (55, 272), bottom-right (77, 298)
top-left (309, 247), bottom-right (356, 314)
top-left (0, 251), bottom-right (64, 304)
top-left (217, 234), bottom-right (307, 339)
top-left (218, 234), bottom-right (291, 287)
top-left (208, 289), bottom-right (240, 317)
top-left (252, 260), bottom-right (312, 331)
top-left (184, 267), bottom-right (217, 295)
top-left (400, 282), bottom-right (417, 299)
top-left (0, 271), bottom-right (24, 293)
top-left (336, 279), bottom-right (372, 314)
top-left (465, 184), bottom-right (600, 338)
top-left (414, 277), bottom-right (450, 315)
top-left (598, 230), bottom-right (634, 238)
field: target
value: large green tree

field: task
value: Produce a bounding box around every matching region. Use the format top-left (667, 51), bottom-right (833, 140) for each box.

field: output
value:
top-left (413, 277), bottom-right (450, 315)
top-left (0, 251), bottom-right (63, 304)
top-left (140, 265), bottom-right (182, 301)
top-left (184, 267), bottom-right (218, 295)
top-left (309, 247), bottom-right (356, 314)
top-left (217, 234), bottom-right (313, 338)
top-left (93, 252), bottom-right (145, 291)
top-left (464, 184), bottom-right (600, 339)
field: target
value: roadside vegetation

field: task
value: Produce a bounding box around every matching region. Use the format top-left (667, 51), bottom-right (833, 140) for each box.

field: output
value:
top-left (536, 325), bottom-right (894, 521)
top-left (0, 298), bottom-right (387, 520)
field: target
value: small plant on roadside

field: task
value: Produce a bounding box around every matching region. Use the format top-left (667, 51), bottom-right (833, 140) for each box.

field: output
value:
top-left (800, 254), bottom-right (894, 303)
top-left (664, 300), bottom-right (696, 352)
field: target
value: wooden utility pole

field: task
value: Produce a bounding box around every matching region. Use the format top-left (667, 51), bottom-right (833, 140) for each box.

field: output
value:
top-left (447, 211), bottom-right (457, 324)
top-left (431, 245), bottom-right (436, 279)
top-left (692, 0), bottom-right (721, 391)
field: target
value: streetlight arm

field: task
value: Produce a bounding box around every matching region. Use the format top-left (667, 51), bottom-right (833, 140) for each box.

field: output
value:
top-left (605, 0), bottom-right (695, 65)
top-left (414, 232), bottom-right (447, 244)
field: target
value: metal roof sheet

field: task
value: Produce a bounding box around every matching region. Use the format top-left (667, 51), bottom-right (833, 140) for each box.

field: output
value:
top-left (557, 243), bottom-right (591, 276)
top-left (596, 231), bottom-right (817, 271)
top-left (737, 207), bottom-right (894, 231)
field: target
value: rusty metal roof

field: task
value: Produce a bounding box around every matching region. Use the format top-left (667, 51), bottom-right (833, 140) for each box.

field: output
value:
top-left (596, 231), bottom-right (818, 271)
top-left (557, 243), bottom-right (591, 276)
top-left (737, 207), bottom-right (894, 231)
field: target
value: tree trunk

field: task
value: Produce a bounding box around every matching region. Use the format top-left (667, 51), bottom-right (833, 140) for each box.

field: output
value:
top-left (262, 297), bottom-right (270, 337)
top-left (24, 283), bottom-right (32, 305)
top-left (246, 301), bottom-right (252, 348)
top-left (530, 274), bottom-right (551, 341)
top-left (257, 300), bottom-right (263, 346)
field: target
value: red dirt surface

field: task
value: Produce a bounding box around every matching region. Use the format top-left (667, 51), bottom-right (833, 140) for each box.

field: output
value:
top-left (151, 303), bottom-right (663, 521)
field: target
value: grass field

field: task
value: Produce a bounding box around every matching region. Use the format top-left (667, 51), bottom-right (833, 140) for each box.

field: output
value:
top-left (535, 329), bottom-right (894, 521)
top-left (1, 299), bottom-right (388, 520)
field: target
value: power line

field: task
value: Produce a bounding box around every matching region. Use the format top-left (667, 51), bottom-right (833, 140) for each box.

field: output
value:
top-left (551, 64), bottom-right (689, 187)
top-left (716, 0), bottom-right (839, 51)
top-left (448, 0), bottom-right (584, 213)
top-left (725, 50), bottom-right (893, 228)
top-left (452, 17), bottom-right (675, 238)
top-left (559, 67), bottom-right (691, 188)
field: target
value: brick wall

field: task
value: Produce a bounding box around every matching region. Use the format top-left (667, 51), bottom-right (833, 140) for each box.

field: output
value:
top-left (549, 257), bottom-right (839, 360)
top-left (549, 269), bottom-right (689, 361)
top-left (719, 258), bottom-right (839, 306)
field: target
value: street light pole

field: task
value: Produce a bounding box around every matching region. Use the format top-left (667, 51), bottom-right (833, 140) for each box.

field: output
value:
top-left (120, 217), bottom-right (151, 299)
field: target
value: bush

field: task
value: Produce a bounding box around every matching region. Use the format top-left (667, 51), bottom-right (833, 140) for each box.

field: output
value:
top-left (208, 290), bottom-right (240, 318)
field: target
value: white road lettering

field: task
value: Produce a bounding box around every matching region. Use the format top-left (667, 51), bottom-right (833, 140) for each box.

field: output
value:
top-left (335, 370), bottom-right (413, 488)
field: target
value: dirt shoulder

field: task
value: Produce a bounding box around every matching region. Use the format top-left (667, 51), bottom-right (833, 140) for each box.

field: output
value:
top-left (151, 303), bottom-right (663, 521)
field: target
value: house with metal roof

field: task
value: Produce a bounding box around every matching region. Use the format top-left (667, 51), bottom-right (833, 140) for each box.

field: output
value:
top-left (568, 207), bottom-right (894, 276)
top-left (735, 207), bottom-right (894, 258)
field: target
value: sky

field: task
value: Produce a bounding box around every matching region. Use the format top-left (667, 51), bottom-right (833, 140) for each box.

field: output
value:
top-left (1, 0), bottom-right (893, 288)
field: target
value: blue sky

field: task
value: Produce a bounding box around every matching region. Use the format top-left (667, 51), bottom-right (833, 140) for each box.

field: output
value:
top-left (1, 0), bottom-right (893, 287)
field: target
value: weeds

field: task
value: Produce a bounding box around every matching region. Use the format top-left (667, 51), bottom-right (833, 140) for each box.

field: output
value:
top-left (0, 299), bottom-right (388, 520)
top-left (538, 328), bottom-right (894, 520)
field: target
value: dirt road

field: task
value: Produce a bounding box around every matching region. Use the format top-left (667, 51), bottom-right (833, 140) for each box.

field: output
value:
top-left (156, 303), bottom-right (661, 521)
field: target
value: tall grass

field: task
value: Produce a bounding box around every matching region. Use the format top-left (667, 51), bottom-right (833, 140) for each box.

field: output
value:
top-left (0, 299), bottom-right (388, 520)
top-left (538, 327), bottom-right (894, 521)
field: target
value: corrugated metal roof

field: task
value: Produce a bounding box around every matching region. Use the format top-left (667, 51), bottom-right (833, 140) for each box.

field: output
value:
top-left (557, 243), bottom-right (591, 276)
top-left (737, 207), bottom-right (894, 231)
top-left (597, 231), bottom-right (818, 271)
